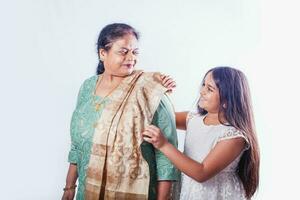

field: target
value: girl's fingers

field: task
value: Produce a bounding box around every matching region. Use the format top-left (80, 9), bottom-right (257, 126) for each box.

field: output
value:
top-left (170, 82), bottom-right (177, 87)
top-left (164, 79), bottom-right (174, 86)
top-left (160, 74), bottom-right (166, 78)
top-left (146, 125), bottom-right (160, 133)
top-left (166, 82), bottom-right (176, 89)
top-left (161, 74), bottom-right (169, 80)
top-left (163, 79), bottom-right (176, 89)
top-left (143, 136), bottom-right (152, 143)
top-left (163, 77), bottom-right (171, 84)
top-left (142, 130), bottom-right (153, 138)
top-left (168, 82), bottom-right (176, 87)
top-left (162, 76), bottom-right (171, 84)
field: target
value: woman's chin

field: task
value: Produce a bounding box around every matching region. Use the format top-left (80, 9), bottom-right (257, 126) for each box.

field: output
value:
top-left (123, 68), bottom-right (134, 75)
top-left (116, 69), bottom-right (134, 77)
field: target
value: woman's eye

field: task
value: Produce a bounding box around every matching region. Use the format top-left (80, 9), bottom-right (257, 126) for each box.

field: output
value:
top-left (133, 51), bottom-right (139, 55)
top-left (118, 50), bottom-right (127, 55)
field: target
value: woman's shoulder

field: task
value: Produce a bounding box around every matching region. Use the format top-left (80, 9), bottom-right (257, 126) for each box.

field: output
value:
top-left (134, 71), bottom-right (166, 94)
top-left (82, 75), bottom-right (98, 86)
top-left (75, 75), bottom-right (98, 100)
top-left (138, 71), bottom-right (162, 85)
top-left (79, 75), bottom-right (98, 90)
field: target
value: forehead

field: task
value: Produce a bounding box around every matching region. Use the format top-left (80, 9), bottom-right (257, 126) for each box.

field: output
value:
top-left (111, 34), bottom-right (139, 49)
top-left (204, 72), bottom-right (216, 86)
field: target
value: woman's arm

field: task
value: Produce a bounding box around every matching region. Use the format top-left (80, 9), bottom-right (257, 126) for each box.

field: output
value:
top-left (157, 181), bottom-right (172, 200)
top-left (175, 112), bottom-right (188, 130)
top-left (151, 96), bottom-right (179, 199)
top-left (142, 125), bottom-right (245, 182)
top-left (62, 164), bottom-right (78, 200)
top-left (159, 75), bottom-right (188, 131)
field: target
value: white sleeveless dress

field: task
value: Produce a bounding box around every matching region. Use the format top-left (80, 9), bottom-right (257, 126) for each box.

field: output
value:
top-left (178, 112), bottom-right (249, 200)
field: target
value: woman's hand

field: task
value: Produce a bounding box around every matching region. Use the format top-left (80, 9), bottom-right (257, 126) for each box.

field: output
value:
top-left (61, 190), bottom-right (75, 200)
top-left (161, 74), bottom-right (176, 92)
top-left (142, 125), bottom-right (168, 149)
top-left (62, 164), bottom-right (78, 200)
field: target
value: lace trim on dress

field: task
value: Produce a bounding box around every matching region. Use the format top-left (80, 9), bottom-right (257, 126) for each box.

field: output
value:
top-left (218, 127), bottom-right (250, 150)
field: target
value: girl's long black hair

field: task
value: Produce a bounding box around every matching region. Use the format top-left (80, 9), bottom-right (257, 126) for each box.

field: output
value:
top-left (198, 66), bottom-right (260, 199)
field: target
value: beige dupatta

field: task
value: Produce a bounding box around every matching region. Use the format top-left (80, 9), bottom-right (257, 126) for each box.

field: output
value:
top-left (85, 70), bottom-right (168, 199)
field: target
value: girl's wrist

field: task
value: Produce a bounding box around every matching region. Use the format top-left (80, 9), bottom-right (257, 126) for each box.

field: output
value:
top-left (159, 141), bottom-right (171, 152)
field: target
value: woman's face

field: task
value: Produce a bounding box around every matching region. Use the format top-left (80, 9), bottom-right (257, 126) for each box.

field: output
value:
top-left (100, 34), bottom-right (139, 77)
top-left (198, 72), bottom-right (221, 113)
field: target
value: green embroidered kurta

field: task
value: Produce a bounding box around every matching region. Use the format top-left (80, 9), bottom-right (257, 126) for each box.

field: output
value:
top-left (68, 75), bottom-right (179, 200)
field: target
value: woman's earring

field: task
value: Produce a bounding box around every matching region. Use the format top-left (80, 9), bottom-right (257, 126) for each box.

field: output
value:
top-left (222, 103), bottom-right (226, 109)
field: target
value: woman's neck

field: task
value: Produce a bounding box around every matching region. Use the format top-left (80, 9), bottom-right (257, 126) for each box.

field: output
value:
top-left (101, 72), bottom-right (124, 86)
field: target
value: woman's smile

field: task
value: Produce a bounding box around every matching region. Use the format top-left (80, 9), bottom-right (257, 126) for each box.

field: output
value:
top-left (122, 63), bottom-right (135, 70)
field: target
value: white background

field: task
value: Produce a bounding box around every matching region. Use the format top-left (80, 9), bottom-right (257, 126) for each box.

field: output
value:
top-left (0, 0), bottom-right (299, 199)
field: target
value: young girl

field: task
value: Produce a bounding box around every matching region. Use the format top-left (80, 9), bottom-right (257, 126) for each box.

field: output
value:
top-left (142, 67), bottom-right (260, 200)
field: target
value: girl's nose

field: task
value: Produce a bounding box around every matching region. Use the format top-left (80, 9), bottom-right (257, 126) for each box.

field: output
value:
top-left (200, 87), bottom-right (206, 96)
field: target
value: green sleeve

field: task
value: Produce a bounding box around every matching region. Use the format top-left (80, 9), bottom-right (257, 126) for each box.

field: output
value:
top-left (68, 143), bottom-right (79, 164)
top-left (67, 77), bottom-right (93, 164)
top-left (152, 95), bottom-right (180, 181)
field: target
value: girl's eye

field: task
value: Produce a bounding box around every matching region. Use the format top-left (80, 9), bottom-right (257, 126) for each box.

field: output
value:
top-left (208, 88), bottom-right (213, 92)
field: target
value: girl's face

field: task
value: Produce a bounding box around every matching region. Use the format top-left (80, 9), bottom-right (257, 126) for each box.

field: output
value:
top-left (99, 34), bottom-right (139, 77)
top-left (199, 72), bottom-right (221, 113)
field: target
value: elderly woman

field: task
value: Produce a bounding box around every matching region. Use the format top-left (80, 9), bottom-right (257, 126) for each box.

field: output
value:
top-left (62, 23), bottom-right (179, 200)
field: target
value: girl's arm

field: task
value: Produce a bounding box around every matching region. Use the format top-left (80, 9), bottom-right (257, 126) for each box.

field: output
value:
top-left (175, 112), bottom-right (188, 130)
top-left (142, 125), bottom-right (245, 182)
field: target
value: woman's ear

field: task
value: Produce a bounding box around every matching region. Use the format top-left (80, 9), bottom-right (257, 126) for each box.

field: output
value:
top-left (99, 49), bottom-right (106, 61)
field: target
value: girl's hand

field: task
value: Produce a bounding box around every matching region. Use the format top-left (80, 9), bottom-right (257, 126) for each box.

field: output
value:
top-left (161, 74), bottom-right (176, 92)
top-left (142, 125), bottom-right (168, 149)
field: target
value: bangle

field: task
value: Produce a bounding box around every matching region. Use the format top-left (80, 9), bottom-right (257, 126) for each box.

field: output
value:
top-left (63, 185), bottom-right (77, 191)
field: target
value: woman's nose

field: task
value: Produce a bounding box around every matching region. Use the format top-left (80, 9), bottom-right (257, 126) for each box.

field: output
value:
top-left (126, 51), bottom-right (136, 61)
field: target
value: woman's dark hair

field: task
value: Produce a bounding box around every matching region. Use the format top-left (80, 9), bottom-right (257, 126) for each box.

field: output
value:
top-left (96, 23), bottom-right (139, 74)
top-left (198, 66), bottom-right (260, 199)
